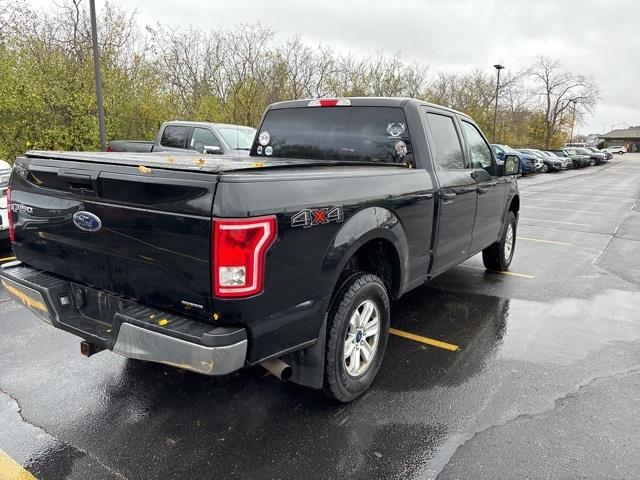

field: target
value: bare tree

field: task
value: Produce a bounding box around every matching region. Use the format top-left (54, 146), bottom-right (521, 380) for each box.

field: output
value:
top-left (530, 56), bottom-right (599, 148)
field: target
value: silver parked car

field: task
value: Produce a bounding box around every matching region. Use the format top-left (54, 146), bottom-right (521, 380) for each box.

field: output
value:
top-left (540, 150), bottom-right (573, 169)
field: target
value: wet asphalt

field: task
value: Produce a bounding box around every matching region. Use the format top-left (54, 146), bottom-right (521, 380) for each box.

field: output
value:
top-left (1, 155), bottom-right (639, 479)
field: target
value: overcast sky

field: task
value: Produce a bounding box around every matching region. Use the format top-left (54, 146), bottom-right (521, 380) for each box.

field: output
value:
top-left (35, 0), bottom-right (640, 134)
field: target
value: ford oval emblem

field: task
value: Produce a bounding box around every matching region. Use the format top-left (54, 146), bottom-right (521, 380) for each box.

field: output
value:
top-left (73, 211), bottom-right (102, 232)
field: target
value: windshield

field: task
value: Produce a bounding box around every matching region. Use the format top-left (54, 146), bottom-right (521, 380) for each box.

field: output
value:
top-left (502, 145), bottom-right (518, 154)
top-left (252, 106), bottom-right (412, 163)
top-left (218, 126), bottom-right (257, 150)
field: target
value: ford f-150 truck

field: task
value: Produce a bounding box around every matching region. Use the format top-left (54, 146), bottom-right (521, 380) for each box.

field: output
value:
top-left (106, 121), bottom-right (256, 156)
top-left (1, 98), bottom-right (520, 402)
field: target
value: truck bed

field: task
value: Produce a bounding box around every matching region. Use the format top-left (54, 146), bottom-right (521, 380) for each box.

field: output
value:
top-left (25, 150), bottom-right (408, 174)
top-left (12, 150), bottom-right (414, 324)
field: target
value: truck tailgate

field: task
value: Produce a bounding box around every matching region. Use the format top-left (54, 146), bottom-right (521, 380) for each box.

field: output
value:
top-left (10, 153), bottom-right (218, 321)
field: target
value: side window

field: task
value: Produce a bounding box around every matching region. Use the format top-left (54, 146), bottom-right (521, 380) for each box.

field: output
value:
top-left (191, 127), bottom-right (220, 153)
top-left (160, 125), bottom-right (190, 149)
top-left (461, 121), bottom-right (493, 170)
top-left (426, 113), bottom-right (465, 169)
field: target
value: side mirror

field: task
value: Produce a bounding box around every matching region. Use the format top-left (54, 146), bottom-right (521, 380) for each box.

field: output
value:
top-left (502, 154), bottom-right (520, 176)
top-left (203, 145), bottom-right (221, 154)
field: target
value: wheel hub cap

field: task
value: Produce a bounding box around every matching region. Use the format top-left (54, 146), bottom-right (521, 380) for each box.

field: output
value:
top-left (343, 299), bottom-right (380, 377)
top-left (504, 223), bottom-right (514, 262)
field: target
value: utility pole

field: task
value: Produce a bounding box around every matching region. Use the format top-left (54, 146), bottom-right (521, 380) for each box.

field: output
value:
top-left (492, 64), bottom-right (504, 143)
top-left (569, 99), bottom-right (577, 144)
top-left (89, 0), bottom-right (106, 150)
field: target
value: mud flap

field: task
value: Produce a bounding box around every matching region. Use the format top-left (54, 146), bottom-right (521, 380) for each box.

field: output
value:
top-left (284, 314), bottom-right (327, 389)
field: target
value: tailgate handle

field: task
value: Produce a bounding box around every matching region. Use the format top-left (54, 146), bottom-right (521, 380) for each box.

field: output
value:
top-left (57, 170), bottom-right (98, 194)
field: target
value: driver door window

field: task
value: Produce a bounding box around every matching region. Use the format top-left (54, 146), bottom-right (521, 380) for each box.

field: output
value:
top-left (461, 121), bottom-right (494, 175)
top-left (191, 128), bottom-right (220, 153)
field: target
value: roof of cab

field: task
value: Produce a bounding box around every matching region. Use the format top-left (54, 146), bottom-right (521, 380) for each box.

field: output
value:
top-left (266, 97), bottom-right (469, 119)
top-left (163, 120), bottom-right (256, 130)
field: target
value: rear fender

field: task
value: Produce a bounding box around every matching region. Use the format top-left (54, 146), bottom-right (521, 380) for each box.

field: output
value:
top-left (323, 207), bottom-right (409, 298)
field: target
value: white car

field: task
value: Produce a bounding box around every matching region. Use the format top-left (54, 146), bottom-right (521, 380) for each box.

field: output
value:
top-left (602, 145), bottom-right (627, 154)
top-left (0, 160), bottom-right (11, 247)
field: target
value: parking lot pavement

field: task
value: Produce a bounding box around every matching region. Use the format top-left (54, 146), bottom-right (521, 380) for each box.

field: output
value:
top-left (1, 155), bottom-right (639, 479)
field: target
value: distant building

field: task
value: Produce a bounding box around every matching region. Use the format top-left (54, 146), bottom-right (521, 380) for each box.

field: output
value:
top-left (601, 127), bottom-right (640, 152)
top-left (585, 134), bottom-right (601, 147)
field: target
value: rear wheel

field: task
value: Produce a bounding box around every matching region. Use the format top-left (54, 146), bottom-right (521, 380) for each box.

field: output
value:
top-left (482, 211), bottom-right (517, 271)
top-left (323, 272), bottom-right (390, 403)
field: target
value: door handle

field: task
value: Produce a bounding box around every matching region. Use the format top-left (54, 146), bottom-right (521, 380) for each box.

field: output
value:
top-left (477, 186), bottom-right (488, 195)
top-left (442, 192), bottom-right (456, 202)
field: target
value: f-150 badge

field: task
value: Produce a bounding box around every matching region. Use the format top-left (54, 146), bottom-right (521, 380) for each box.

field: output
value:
top-left (291, 206), bottom-right (344, 228)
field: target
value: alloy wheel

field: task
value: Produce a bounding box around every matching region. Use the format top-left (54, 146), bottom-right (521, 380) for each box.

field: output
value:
top-left (343, 299), bottom-right (380, 377)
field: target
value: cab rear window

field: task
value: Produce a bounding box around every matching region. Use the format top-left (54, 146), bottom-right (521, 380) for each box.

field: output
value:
top-left (253, 106), bottom-right (412, 163)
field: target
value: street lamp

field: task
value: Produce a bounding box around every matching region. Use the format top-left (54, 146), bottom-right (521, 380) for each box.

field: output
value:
top-left (569, 99), bottom-right (577, 145)
top-left (492, 64), bottom-right (504, 143)
top-left (89, 0), bottom-right (106, 150)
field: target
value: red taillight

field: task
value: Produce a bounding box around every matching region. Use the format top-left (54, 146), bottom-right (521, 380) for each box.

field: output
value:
top-left (6, 186), bottom-right (15, 243)
top-left (105, 145), bottom-right (113, 152)
top-left (212, 216), bottom-right (277, 298)
top-left (307, 98), bottom-right (351, 107)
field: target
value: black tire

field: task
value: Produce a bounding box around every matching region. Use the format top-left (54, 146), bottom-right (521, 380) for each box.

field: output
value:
top-left (323, 272), bottom-right (390, 403)
top-left (540, 163), bottom-right (549, 173)
top-left (482, 211), bottom-right (517, 271)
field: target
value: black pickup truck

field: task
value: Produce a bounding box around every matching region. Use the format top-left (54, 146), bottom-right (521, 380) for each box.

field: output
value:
top-left (1, 98), bottom-right (520, 402)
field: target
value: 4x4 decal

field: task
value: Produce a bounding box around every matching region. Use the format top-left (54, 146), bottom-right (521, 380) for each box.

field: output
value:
top-left (291, 206), bottom-right (344, 228)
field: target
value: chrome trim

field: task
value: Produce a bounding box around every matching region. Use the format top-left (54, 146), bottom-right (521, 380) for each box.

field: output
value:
top-left (113, 323), bottom-right (247, 375)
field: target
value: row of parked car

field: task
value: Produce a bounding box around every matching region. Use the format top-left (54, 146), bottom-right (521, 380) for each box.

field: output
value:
top-left (491, 144), bottom-right (613, 174)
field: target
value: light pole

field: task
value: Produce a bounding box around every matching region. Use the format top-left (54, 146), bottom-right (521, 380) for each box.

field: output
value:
top-left (492, 64), bottom-right (504, 143)
top-left (89, 0), bottom-right (106, 150)
top-left (569, 99), bottom-right (577, 144)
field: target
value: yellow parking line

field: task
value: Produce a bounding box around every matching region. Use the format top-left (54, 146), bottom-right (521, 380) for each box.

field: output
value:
top-left (460, 265), bottom-right (535, 279)
top-left (0, 449), bottom-right (36, 480)
top-left (490, 270), bottom-right (535, 279)
top-left (389, 327), bottom-right (459, 351)
top-left (523, 205), bottom-right (596, 213)
top-left (0, 256), bottom-right (16, 262)
top-left (520, 217), bottom-right (591, 227)
top-left (518, 236), bottom-right (572, 246)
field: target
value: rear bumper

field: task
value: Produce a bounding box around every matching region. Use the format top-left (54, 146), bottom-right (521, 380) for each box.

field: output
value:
top-left (0, 262), bottom-right (247, 375)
